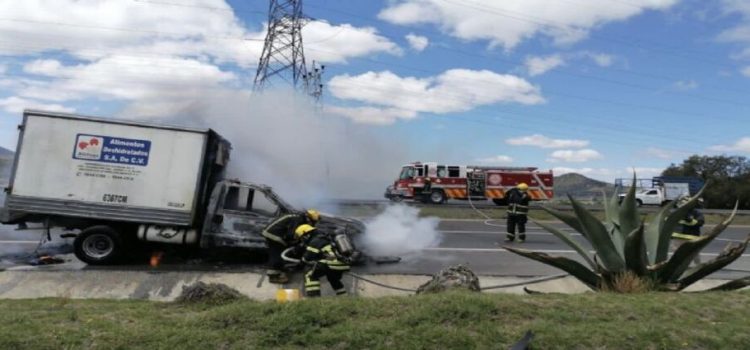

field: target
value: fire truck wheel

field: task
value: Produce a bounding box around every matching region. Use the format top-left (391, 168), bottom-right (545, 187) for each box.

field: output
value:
top-left (429, 190), bottom-right (446, 204)
top-left (74, 225), bottom-right (124, 265)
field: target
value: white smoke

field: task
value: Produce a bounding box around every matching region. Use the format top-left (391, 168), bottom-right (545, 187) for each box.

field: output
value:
top-left (359, 204), bottom-right (442, 258)
top-left (134, 88), bottom-right (413, 209)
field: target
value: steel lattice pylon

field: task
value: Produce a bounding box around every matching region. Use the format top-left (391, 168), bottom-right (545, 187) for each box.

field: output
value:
top-left (254, 0), bottom-right (308, 91)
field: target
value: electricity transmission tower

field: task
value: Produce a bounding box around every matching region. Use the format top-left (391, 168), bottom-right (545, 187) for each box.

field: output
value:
top-left (254, 0), bottom-right (320, 97)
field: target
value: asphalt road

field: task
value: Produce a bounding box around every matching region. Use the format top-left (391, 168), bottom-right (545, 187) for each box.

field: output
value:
top-left (2, 220), bottom-right (749, 279)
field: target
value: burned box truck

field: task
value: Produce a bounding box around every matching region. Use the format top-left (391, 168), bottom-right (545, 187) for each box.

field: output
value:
top-left (1, 110), bottom-right (364, 264)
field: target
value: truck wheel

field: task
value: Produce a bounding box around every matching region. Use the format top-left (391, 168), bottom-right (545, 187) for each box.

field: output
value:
top-left (429, 190), bottom-right (446, 204)
top-left (492, 198), bottom-right (507, 206)
top-left (74, 225), bottom-right (123, 265)
top-left (636, 199), bottom-right (643, 207)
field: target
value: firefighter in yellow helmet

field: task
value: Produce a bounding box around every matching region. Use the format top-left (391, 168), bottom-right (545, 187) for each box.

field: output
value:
top-left (505, 183), bottom-right (530, 243)
top-left (261, 209), bottom-right (321, 284)
top-left (296, 224), bottom-right (350, 297)
top-left (670, 195), bottom-right (704, 265)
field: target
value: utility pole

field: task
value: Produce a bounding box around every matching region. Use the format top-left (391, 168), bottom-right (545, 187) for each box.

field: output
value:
top-left (304, 60), bottom-right (325, 102)
top-left (254, 0), bottom-right (309, 92)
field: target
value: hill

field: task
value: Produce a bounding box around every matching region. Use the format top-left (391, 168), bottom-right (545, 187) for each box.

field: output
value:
top-left (554, 173), bottom-right (614, 199)
top-left (0, 146), bottom-right (13, 184)
top-left (0, 146), bottom-right (12, 158)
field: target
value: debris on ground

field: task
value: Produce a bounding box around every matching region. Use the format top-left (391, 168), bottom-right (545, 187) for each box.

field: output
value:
top-left (29, 255), bottom-right (65, 266)
top-left (176, 281), bottom-right (246, 304)
top-left (416, 265), bottom-right (481, 294)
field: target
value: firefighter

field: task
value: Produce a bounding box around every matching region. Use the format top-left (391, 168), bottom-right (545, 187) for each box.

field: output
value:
top-left (262, 209), bottom-right (320, 284)
top-left (296, 224), bottom-right (350, 297)
top-left (505, 182), bottom-right (530, 243)
top-left (671, 196), bottom-right (704, 265)
top-left (419, 177), bottom-right (433, 203)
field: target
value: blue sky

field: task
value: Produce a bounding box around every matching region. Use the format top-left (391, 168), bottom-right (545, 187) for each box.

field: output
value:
top-left (1, 0), bottom-right (750, 185)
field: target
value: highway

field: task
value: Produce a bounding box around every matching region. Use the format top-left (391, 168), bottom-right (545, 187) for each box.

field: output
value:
top-left (2, 219), bottom-right (749, 279)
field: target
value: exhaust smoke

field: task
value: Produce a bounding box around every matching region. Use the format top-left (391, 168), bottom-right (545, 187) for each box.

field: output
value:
top-left (359, 204), bottom-right (442, 259)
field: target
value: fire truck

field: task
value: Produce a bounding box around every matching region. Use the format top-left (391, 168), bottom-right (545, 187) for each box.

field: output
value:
top-left (384, 162), bottom-right (554, 205)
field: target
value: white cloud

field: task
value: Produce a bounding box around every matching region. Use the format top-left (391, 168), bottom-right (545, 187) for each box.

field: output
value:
top-left (506, 134), bottom-right (589, 149)
top-left (709, 137), bottom-right (750, 153)
top-left (326, 106), bottom-right (417, 125)
top-left (379, 0), bottom-right (678, 50)
top-left (584, 52), bottom-right (615, 67)
top-left (405, 33), bottom-right (429, 51)
top-left (0, 64), bottom-right (6, 75)
top-left (672, 80), bottom-right (699, 91)
top-left (741, 66), bottom-right (750, 77)
top-left (304, 21), bottom-right (402, 63)
top-left (0, 96), bottom-right (74, 114)
top-left (476, 155), bottom-right (514, 164)
top-left (525, 55), bottom-right (565, 76)
top-left (328, 70), bottom-right (544, 123)
top-left (626, 167), bottom-right (664, 177)
top-left (547, 149), bottom-right (602, 163)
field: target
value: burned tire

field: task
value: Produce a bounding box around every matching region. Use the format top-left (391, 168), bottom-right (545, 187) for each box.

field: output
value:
top-left (74, 225), bottom-right (123, 265)
top-left (429, 190), bottom-right (446, 204)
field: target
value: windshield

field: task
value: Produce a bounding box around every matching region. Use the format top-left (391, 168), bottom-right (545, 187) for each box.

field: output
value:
top-left (399, 166), bottom-right (415, 180)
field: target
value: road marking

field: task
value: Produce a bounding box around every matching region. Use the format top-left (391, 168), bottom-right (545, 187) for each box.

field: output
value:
top-left (438, 230), bottom-right (746, 243)
top-left (0, 240), bottom-right (39, 244)
top-left (422, 247), bottom-right (750, 257)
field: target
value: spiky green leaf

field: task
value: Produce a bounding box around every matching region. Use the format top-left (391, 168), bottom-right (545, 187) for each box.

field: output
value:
top-left (624, 223), bottom-right (648, 275)
top-left (602, 189), bottom-right (620, 227)
top-left (678, 235), bottom-right (750, 290)
top-left (644, 203), bottom-right (673, 265)
top-left (568, 195), bottom-right (626, 272)
top-left (532, 219), bottom-right (596, 270)
top-left (504, 246), bottom-right (600, 290)
top-left (656, 185), bottom-right (707, 262)
top-left (541, 206), bottom-right (585, 237)
top-left (658, 203), bottom-right (738, 283)
top-left (618, 176), bottom-right (640, 245)
top-left (707, 276), bottom-right (750, 291)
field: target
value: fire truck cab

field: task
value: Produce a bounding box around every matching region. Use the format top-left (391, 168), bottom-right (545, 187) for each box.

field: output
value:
top-left (385, 162), bottom-right (554, 205)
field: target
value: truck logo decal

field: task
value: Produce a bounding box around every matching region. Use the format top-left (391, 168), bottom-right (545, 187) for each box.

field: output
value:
top-left (72, 134), bottom-right (151, 166)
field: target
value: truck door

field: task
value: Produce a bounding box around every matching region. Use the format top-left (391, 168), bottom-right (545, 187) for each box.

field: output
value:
top-left (642, 189), bottom-right (661, 205)
top-left (204, 184), bottom-right (281, 249)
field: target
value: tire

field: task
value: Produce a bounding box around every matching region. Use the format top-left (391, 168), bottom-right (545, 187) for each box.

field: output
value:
top-left (429, 190), bottom-right (446, 204)
top-left (636, 199), bottom-right (643, 207)
top-left (74, 225), bottom-right (124, 265)
top-left (492, 198), bottom-right (508, 206)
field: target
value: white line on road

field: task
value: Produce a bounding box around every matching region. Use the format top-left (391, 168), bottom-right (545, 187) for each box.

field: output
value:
top-left (438, 230), bottom-right (746, 243)
top-left (0, 240), bottom-right (39, 244)
top-left (422, 247), bottom-right (750, 257)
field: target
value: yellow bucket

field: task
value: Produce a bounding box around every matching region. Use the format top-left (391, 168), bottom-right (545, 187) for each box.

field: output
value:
top-left (276, 288), bottom-right (301, 303)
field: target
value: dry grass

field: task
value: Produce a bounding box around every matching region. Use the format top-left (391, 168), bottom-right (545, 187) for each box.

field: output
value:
top-left (600, 271), bottom-right (658, 293)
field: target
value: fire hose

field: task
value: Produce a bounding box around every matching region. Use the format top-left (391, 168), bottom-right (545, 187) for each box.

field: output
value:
top-left (282, 246), bottom-right (569, 292)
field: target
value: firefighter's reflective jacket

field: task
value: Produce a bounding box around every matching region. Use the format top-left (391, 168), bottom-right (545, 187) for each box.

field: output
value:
top-left (672, 208), bottom-right (705, 240)
top-left (506, 188), bottom-right (530, 216)
top-left (302, 232), bottom-right (350, 271)
top-left (262, 213), bottom-right (305, 246)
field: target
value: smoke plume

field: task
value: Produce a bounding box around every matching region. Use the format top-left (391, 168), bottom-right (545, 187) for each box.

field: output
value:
top-left (358, 204), bottom-right (442, 258)
top-left (142, 88), bottom-right (411, 209)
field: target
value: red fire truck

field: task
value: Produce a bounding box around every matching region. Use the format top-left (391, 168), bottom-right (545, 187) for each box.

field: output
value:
top-left (384, 162), bottom-right (554, 205)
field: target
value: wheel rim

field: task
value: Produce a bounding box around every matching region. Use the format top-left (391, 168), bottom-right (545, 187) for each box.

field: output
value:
top-left (430, 191), bottom-right (444, 203)
top-left (82, 233), bottom-right (114, 259)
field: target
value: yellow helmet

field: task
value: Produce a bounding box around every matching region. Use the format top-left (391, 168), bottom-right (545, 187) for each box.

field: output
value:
top-left (295, 224), bottom-right (316, 238)
top-left (517, 183), bottom-right (528, 191)
top-left (305, 209), bottom-right (320, 223)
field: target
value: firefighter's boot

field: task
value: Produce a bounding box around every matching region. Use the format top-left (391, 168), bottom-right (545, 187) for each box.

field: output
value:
top-left (505, 233), bottom-right (515, 242)
top-left (518, 234), bottom-right (526, 243)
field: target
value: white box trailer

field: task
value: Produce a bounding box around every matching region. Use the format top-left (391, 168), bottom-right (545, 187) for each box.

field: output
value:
top-left (1, 110), bottom-right (365, 265)
top-left (4, 110), bottom-right (228, 226)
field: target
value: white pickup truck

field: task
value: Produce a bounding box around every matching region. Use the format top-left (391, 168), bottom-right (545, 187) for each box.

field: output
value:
top-left (618, 182), bottom-right (691, 206)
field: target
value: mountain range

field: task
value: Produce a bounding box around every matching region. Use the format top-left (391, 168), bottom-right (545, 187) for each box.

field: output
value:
top-left (553, 173), bottom-right (615, 200)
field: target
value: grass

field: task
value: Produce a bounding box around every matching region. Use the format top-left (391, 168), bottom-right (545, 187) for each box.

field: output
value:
top-left (1, 291), bottom-right (749, 349)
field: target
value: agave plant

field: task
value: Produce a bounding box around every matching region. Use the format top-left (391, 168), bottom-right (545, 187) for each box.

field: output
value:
top-left (505, 179), bottom-right (750, 292)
